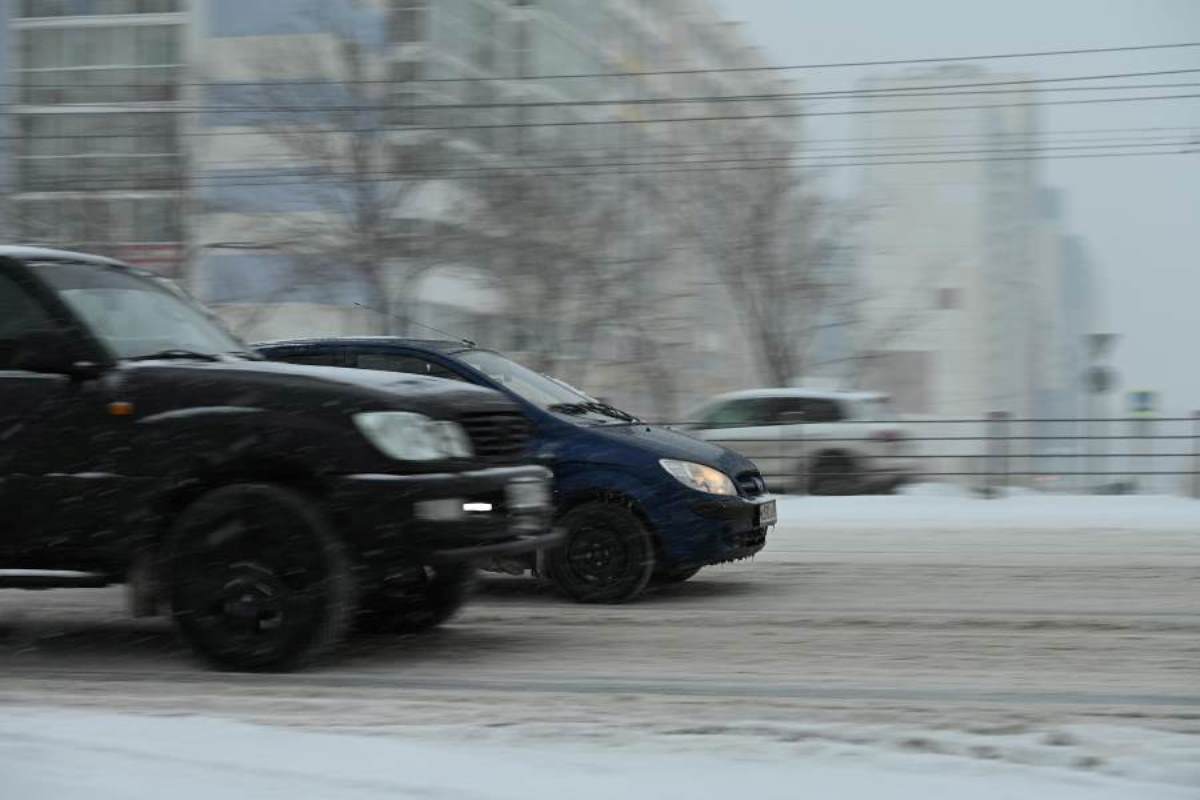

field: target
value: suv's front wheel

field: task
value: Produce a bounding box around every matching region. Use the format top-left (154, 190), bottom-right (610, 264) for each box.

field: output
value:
top-left (164, 484), bottom-right (355, 672)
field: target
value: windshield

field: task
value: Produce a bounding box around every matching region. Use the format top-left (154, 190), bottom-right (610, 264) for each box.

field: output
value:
top-left (33, 261), bottom-right (249, 360)
top-left (457, 350), bottom-right (593, 408)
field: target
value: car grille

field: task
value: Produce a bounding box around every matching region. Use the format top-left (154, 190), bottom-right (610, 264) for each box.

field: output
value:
top-left (736, 471), bottom-right (768, 497)
top-left (458, 411), bottom-right (532, 461)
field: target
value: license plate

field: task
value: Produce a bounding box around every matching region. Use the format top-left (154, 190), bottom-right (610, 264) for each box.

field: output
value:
top-left (507, 478), bottom-right (550, 510)
top-left (756, 499), bottom-right (777, 527)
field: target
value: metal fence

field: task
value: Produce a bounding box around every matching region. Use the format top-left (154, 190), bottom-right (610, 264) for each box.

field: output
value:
top-left (651, 414), bottom-right (1200, 498)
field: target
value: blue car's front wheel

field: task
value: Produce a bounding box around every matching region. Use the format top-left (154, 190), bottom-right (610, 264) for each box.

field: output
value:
top-left (545, 502), bottom-right (655, 603)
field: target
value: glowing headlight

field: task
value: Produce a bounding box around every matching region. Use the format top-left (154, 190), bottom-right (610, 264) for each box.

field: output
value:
top-left (659, 459), bottom-right (737, 496)
top-left (353, 412), bottom-right (473, 461)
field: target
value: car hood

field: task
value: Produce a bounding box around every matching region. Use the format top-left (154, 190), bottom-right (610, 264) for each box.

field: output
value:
top-left (119, 357), bottom-right (517, 417)
top-left (584, 422), bottom-right (758, 478)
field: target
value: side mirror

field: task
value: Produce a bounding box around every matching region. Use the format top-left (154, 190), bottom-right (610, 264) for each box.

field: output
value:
top-left (11, 330), bottom-right (104, 379)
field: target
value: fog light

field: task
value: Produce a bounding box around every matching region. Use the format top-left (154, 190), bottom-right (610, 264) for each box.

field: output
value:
top-left (414, 499), bottom-right (464, 521)
top-left (507, 477), bottom-right (551, 510)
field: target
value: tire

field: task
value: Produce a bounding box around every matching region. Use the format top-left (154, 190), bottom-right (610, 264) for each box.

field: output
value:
top-left (164, 484), bottom-right (355, 672)
top-left (544, 502), bottom-right (655, 603)
top-left (652, 565), bottom-right (702, 585)
top-left (355, 563), bottom-right (476, 634)
top-left (808, 454), bottom-right (864, 496)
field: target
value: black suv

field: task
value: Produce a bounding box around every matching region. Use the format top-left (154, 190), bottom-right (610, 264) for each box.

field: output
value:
top-left (0, 247), bottom-right (557, 670)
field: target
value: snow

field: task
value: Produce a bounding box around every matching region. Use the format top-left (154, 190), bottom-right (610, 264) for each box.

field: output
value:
top-left (2, 485), bottom-right (1197, 799)
top-left (772, 485), bottom-right (1199, 532)
top-left (2, 709), bottom-right (1194, 800)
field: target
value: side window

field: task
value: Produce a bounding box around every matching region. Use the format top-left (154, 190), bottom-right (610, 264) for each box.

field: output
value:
top-left (353, 352), bottom-right (465, 381)
top-left (273, 350), bottom-right (346, 367)
top-left (809, 399), bottom-right (845, 423)
top-left (0, 272), bottom-right (57, 370)
top-left (702, 398), bottom-right (773, 428)
top-left (773, 398), bottom-right (845, 424)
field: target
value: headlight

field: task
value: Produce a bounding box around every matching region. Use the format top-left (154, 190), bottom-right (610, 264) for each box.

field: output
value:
top-left (659, 459), bottom-right (737, 496)
top-left (353, 412), bottom-right (473, 461)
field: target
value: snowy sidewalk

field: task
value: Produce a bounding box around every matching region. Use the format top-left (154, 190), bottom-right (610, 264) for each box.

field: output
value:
top-left (762, 487), bottom-right (1199, 566)
top-left (3, 709), bottom-right (1195, 800)
top-left (776, 484), bottom-right (1200, 532)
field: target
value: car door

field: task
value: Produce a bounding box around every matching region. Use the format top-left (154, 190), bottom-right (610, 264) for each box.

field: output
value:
top-left (0, 265), bottom-right (116, 560)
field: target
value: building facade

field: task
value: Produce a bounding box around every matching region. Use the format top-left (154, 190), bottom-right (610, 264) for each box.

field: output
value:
top-left (3, 0), bottom-right (188, 274)
top-left (852, 65), bottom-right (1095, 421)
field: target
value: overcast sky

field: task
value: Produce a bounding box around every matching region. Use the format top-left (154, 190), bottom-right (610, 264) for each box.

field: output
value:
top-left (712, 0), bottom-right (1200, 416)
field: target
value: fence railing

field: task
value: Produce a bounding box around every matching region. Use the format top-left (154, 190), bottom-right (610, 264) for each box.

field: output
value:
top-left (640, 414), bottom-right (1200, 497)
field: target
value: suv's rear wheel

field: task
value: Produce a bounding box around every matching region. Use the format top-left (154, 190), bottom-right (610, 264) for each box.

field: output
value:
top-left (164, 484), bottom-right (354, 672)
top-left (355, 563), bottom-right (475, 634)
top-left (808, 454), bottom-right (864, 496)
top-left (545, 502), bottom-right (654, 603)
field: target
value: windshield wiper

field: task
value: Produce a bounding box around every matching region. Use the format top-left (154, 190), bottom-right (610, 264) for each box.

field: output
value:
top-left (547, 401), bottom-right (640, 424)
top-left (126, 349), bottom-right (222, 362)
top-left (546, 402), bottom-right (593, 417)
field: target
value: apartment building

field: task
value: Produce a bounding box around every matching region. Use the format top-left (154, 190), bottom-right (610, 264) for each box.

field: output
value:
top-left (2, 0), bottom-right (188, 274)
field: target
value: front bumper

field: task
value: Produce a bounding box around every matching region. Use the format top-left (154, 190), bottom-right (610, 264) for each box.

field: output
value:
top-left (329, 465), bottom-right (560, 564)
top-left (679, 493), bottom-right (776, 565)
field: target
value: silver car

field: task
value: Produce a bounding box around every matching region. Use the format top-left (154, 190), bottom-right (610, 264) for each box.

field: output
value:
top-left (689, 389), bottom-right (916, 495)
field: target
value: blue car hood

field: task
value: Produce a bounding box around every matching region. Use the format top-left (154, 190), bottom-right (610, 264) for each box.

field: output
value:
top-left (583, 422), bottom-right (757, 477)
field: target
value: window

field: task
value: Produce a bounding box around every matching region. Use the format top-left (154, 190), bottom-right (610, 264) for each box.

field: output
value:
top-left (15, 197), bottom-right (183, 246)
top-left (0, 273), bottom-right (59, 369)
top-left (354, 353), bottom-right (464, 381)
top-left (17, 24), bottom-right (182, 104)
top-left (772, 398), bottom-right (844, 424)
top-left (700, 398), bottom-right (775, 428)
top-left (19, 0), bottom-right (183, 17)
top-left (276, 351), bottom-right (346, 367)
top-left (936, 288), bottom-right (962, 310)
top-left (18, 114), bottom-right (182, 192)
top-left (390, 0), bottom-right (427, 43)
top-left (33, 261), bottom-right (245, 360)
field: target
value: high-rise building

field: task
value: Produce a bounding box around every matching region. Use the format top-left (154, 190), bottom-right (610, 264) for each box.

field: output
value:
top-left (853, 65), bottom-right (1052, 419)
top-left (3, 0), bottom-right (189, 274)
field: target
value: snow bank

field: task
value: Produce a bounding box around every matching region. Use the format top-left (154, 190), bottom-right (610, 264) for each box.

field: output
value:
top-left (2, 709), bottom-right (1192, 800)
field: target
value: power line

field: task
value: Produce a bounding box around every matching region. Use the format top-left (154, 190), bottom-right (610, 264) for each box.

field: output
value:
top-left (180, 139), bottom-right (1197, 174)
top-left (6, 66), bottom-right (1200, 99)
top-left (37, 78), bottom-right (1199, 114)
top-left (13, 148), bottom-right (1194, 193)
top-left (3, 93), bottom-right (1199, 144)
top-left (403, 41), bottom-right (1200, 81)
top-left (10, 41), bottom-right (1197, 88)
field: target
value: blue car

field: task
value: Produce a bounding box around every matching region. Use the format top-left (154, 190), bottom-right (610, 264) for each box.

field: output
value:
top-left (258, 338), bottom-right (777, 603)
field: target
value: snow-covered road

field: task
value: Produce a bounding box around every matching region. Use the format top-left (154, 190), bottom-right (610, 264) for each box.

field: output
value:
top-left (2, 491), bottom-right (1198, 796)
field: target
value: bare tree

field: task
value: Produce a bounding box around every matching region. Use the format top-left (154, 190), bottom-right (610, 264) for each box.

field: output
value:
top-left (469, 160), bottom-right (674, 383)
top-left (210, 4), bottom-right (461, 334)
top-left (669, 140), bottom-right (847, 387)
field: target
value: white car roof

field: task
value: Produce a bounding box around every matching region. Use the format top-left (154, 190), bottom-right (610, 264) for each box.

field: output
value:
top-left (704, 388), bottom-right (890, 403)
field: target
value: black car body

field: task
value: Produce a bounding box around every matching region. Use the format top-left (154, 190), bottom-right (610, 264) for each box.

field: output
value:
top-left (0, 247), bottom-right (557, 669)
